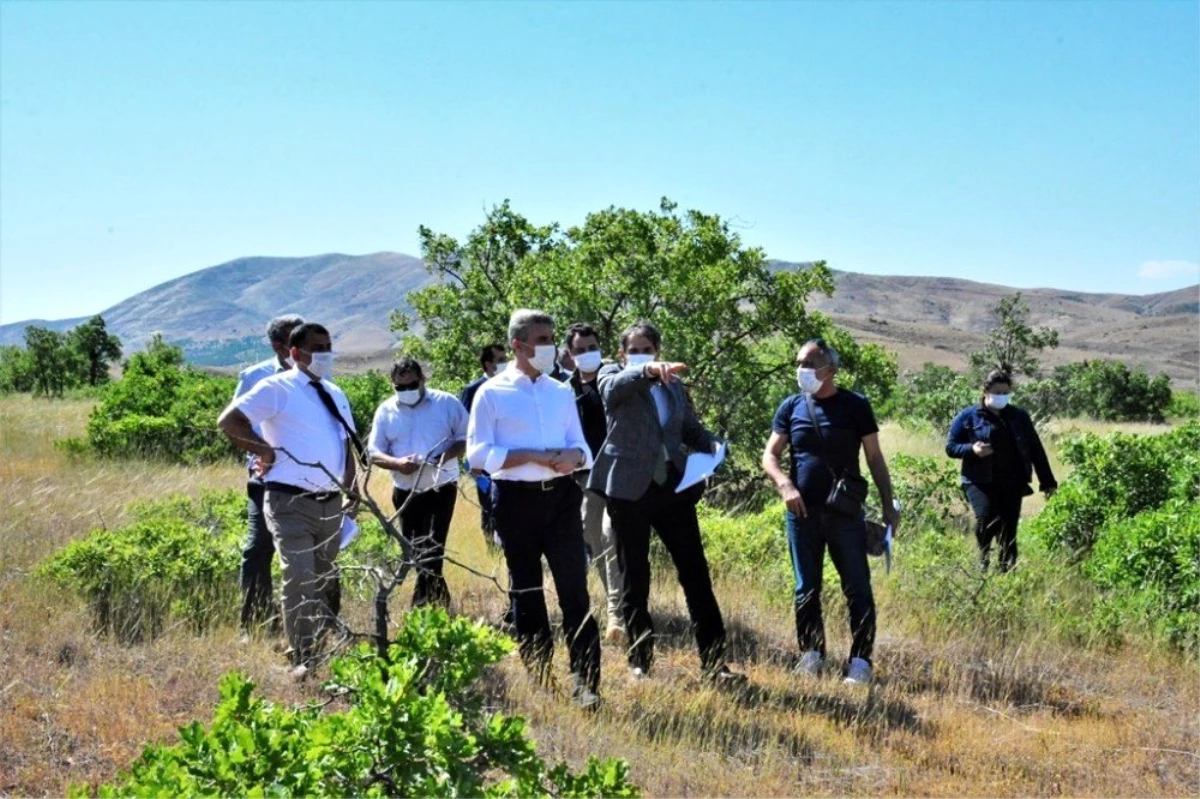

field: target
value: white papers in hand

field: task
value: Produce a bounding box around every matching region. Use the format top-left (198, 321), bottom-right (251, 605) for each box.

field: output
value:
top-left (340, 515), bottom-right (360, 551)
top-left (675, 441), bottom-right (728, 493)
top-left (884, 524), bottom-right (894, 573)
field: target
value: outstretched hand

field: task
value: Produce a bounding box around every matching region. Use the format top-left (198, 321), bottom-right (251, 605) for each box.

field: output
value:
top-left (645, 361), bottom-right (688, 384)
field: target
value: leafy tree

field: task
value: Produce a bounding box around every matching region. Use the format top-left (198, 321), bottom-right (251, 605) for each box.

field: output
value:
top-left (23, 325), bottom-right (81, 397)
top-left (391, 198), bottom-right (864, 501)
top-left (68, 315), bottom-right (123, 386)
top-left (0, 344), bottom-right (34, 393)
top-left (1019, 359), bottom-right (1174, 423)
top-left (886, 363), bottom-right (976, 431)
top-left (968, 293), bottom-right (1059, 379)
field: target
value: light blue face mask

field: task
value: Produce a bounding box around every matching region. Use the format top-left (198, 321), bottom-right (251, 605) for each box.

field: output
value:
top-left (986, 393), bottom-right (1010, 410)
top-left (625, 353), bottom-right (654, 368)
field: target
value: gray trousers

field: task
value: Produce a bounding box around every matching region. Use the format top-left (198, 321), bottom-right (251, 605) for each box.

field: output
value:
top-left (575, 472), bottom-right (624, 628)
top-left (263, 490), bottom-right (342, 665)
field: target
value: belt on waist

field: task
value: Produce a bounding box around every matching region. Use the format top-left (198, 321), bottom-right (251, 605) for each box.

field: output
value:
top-left (495, 475), bottom-right (573, 492)
top-left (264, 482), bottom-right (341, 502)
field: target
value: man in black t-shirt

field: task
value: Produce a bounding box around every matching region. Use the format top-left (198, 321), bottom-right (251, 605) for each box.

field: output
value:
top-left (761, 338), bottom-right (900, 686)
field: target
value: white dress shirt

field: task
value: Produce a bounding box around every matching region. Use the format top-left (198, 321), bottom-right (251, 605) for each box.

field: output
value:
top-left (232, 368), bottom-right (355, 491)
top-left (368, 388), bottom-right (468, 492)
top-left (234, 357), bottom-right (287, 466)
top-left (467, 364), bottom-right (593, 482)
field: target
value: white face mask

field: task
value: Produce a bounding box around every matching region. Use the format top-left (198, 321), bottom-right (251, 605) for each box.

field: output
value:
top-left (308, 351), bottom-right (335, 380)
top-left (797, 367), bottom-right (823, 394)
top-left (625, 353), bottom-right (655, 368)
top-left (986, 393), bottom-right (1010, 410)
top-left (527, 344), bottom-right (557, 375)
top-left (396, 389), bottom-right (421, 406)
top-left (574, 351), bottom-right (603, 373)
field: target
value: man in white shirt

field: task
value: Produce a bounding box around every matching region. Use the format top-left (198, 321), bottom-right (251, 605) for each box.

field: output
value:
top-left (467, 309), bottom-right (601, 710)
top-left (218, 322), bottom-right (359, 679)
top-left (368, 356), bottom-right (468, 609)
top-left (232, 314), bottom-right (304, 638)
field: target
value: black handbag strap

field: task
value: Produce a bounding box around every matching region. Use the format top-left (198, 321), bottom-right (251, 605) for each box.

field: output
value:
top-left (803, 392), bottom-right (841, 479)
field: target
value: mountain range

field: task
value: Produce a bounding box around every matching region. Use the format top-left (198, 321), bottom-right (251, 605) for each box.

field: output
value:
top-left (2, 252), bottom-right (1196, 385)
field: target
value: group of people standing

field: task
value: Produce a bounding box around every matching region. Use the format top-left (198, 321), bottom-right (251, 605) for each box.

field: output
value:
top-left (217, 310), bottom-right (1057, 703)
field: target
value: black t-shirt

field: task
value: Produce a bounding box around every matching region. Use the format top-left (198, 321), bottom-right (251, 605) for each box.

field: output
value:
top-left (772, 389), bottom-right (879, 507)
top-left (571, 371), bottom-right (608, 460)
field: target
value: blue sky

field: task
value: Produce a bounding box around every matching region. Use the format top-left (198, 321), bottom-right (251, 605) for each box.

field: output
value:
top-left (2, 0), bottom-right (1197, 323)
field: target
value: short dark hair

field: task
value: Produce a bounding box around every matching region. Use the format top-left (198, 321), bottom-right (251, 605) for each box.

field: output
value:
top-left (266, 314), bottom-right (304, 345)
top-left (479, 344), bottom-right (505, 369)
top-left (390, 356), bottom-right (423, 383)
top-left (983, 369), bottom-right (1012, 390)
top-left (289, 322), bottom-right (329, 350)
top-left (619, 320), bottom-right (662, 352)
top-left (565, 322), bottom-right (598, 351)
top-left (802, 337), bottom-right (841, 369)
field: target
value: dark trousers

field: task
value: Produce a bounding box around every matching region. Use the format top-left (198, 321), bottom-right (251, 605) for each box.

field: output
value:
top-left (785, 507), bottom-right (876, 665)
top-left (965, 484), bottom-right (1024, 572)
top-left (240, 478), bottom-right (277, 630)
top-left (493, 477), bottom-right (600, 691)
top-left (392, 483), bottom-right (457, 608)
top-left (606, 478), bottom-right (727, 674)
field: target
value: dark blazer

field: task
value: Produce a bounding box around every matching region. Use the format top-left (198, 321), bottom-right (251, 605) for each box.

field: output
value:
top-left (587, 363), bottom-right (718, 502)
top-left (946, 403), bottom-right (1057, 494)
top-left (458, 374), bottom-right (488, 412)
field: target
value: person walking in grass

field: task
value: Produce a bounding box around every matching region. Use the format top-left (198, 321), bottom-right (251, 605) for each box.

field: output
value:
top-left (946, 369), bottom-right (1057, 573)
top-left (218, 322), bottom-right (360, 680)
top-left (760, 338), bottom-right (899, 686)
top-left (231, 314), bottom-right (304, 641)
top-left (368, 355), bottom-right (467, 609)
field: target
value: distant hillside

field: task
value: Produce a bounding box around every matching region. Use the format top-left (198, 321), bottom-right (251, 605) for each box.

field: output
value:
top-left (2, 253), bottom-right (1196, 384)
top-left (0, 253), bottom-right (428, 361)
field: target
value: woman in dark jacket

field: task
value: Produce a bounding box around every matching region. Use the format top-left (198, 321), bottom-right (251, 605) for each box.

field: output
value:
top-left (946, 370), bottom-right (1057, 571)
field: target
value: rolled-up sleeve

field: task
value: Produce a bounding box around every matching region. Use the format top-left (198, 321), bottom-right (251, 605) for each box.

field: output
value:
top-left (467, 389), bottom-right (508, 473)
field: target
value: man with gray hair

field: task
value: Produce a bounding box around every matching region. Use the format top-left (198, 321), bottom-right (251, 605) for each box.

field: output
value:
top-left (232, 314), bottom-right (304, 639)
top-left (467, 309), bottom-right (601, 709)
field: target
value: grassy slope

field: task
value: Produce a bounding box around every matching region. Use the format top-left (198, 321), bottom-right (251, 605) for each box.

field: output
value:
top-left (0, 394), bottom-right (1195, 797)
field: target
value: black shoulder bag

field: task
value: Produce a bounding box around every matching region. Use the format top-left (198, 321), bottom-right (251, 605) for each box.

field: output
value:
top-left (804, 393), bottom-right (869, 517)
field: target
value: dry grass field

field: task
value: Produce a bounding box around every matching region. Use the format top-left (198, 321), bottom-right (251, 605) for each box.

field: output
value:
top-left (1, 394), bottom-right (1196, 797)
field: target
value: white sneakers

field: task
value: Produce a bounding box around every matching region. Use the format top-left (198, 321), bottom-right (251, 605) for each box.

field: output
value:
top-left (843, 657), bottom-right (873, 685)
top-left (794, 650), bottom-right (825, 676)
top-left (794, 652), bottom-right (873, 685)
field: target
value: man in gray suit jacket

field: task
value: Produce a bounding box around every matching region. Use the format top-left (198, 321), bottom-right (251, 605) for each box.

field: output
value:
top-left (588, 320), bottom-right (744, 686)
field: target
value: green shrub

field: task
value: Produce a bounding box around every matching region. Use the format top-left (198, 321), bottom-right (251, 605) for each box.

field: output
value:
top-left (72, 609), bottom-right (639, 799)
top-left (337, 370), bottom-right (394, 438)
top-left (885, 363), bottom-right (975, 431)
top-left (62, 338), bottom-right (240, 463)
top-left (1084, 499), bottom-right (1199, 651)
top-left (39, 491), bottom-right (245, 642)
top-left (1167, 389), bottom-right (1200, 421)
top-left (697, 505), bottom-right (792, 598)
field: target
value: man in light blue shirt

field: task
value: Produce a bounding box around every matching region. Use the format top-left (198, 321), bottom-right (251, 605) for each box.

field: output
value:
top-left (233, 314), bottom-right (303, 639)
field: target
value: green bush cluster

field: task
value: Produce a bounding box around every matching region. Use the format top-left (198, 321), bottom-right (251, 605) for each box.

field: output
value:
top-left (71, 609), bottom-right (638, 799)
top-left (39, 491), bottom-right (246, 642)
top-left (1029, 421), bottom-right (1198, 557)
top-left (1020, 360), bottom-right (1174, 423)
top-left (1029, 421), bottom-right (1199, 649)
top-left (61, 337), bottom-right (394, 463)
top-left (60, 337), bottom-right (239, 463)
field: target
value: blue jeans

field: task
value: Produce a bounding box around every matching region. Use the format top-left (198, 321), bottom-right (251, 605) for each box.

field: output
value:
top-left (785, 506), bottom-right (876, 665)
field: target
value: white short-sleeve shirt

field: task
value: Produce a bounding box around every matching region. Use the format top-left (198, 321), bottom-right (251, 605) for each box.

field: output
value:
top-left (368, 388), bottom-right (468, 492)
top-left (232, 368), bottom-right (355, 491)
